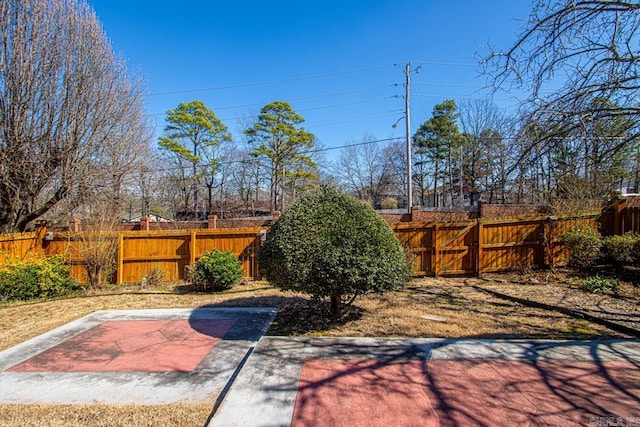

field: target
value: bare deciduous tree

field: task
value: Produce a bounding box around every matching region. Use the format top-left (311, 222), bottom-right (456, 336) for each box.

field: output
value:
top-left (334, 135), bottom-right (394, 207)
top-left (382, 140), bottom-right (408, 207)
top-left (227, 148), bottom-right (268, 216)
top-left (484, 0), bottom-right (640, 167)
top-left (67, 200), bottom-right (120, 288)
top-left (458, 99), bottom-right (512, 204)
top-left (0, 0), bottom-right (151, 232)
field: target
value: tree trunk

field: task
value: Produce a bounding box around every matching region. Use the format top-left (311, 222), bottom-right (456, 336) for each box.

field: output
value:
top-left (270, 159), bottom-right (277, 212)
top-left (193, 162), bottom-right (199, 220)
top-left (330, 294), bottom-right (341, 316)
top-left (433, 158), bottom-right (438, 207)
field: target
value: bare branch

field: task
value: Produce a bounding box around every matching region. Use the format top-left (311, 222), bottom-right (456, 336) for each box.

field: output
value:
top-left (0, 0), bottom-right (151, 232)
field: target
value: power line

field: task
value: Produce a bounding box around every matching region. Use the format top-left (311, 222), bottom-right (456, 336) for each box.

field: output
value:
top-left (295, 96), bottom-right (396, 112)
top-left (309, 137), bottom-right (399, 154)
top-left (309, 110), bottom-right (404, 128)
top-left (411, 61), bottom-right (476, 67)
top-left (147, 84), bottom-right (398, 117)
top-left (216, 84), bottom-right (397, 110)
top-left (414, 93), bottom-right (523, 102)
top-left (148, 64), bottom-right (397, 96)
top-left (152, 137), bottom-right (401, 174)
top-left (151, 96), bottom-right (398, 128)
top-left (413, 82), bottom-right (485, 89)
top-left (148, 62), bottom-right (477, 97)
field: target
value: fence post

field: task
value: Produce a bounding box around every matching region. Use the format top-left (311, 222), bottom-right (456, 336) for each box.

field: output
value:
top-left (476, 220), bottom-right (483, 276)
top-left (613, 198), bottom-right (626, 235)
top-left (433, 223), bottom-right (440, 276)
top-left (34, 220), bottom-right (47, 255)
top-left (116, 233), bottom-right (124, 285)
top-left (189, 230), bottom-right (197, 267)
top-left (543, 216), bottom-right (557, 269)
top-left (411, 206), bottom-right (419, 222)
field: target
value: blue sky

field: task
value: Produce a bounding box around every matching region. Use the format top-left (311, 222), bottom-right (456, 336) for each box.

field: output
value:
top-left (88, 0), bottom-right (532, 156)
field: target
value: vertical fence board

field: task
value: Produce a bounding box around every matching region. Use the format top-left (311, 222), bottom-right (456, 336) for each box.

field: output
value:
top-left (436, 222), bottom-right (477, 275)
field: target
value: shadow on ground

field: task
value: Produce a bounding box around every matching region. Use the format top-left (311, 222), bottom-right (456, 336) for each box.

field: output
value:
top-left (472, 284), bottom-right (640, 338)
top-left (197, 295), bottom-right (363, 336)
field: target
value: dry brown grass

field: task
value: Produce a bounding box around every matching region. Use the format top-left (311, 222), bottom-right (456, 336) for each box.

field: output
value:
top-left (0, 403), bottom-right (212, 427)
top-left (257, 276), bottom-right (633, 339)
top-left (1, 275), bottom-right (638, 426)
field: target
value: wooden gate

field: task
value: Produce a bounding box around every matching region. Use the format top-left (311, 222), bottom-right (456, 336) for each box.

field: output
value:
top-left (477, 218), bottom-right (545, 273)
top-left (435, 221), bottom-right (477, 275)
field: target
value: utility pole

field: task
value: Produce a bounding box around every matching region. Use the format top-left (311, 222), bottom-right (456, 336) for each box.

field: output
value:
top-left (193, 145), bottom-right (199, 220)
top-left (459, 144), bottom-right (464, 207)
top-left (405, 63), bottom-right (413, 213)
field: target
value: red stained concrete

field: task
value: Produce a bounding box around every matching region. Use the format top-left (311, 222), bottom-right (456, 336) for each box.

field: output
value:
top-left (292, 359), bottom-right (640, 427)
top-left (7, 319), bottom-right (236, 373)
top-left (293, 359), bottom-right (439, 427)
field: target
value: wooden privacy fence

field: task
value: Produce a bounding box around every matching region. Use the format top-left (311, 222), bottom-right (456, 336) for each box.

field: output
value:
top-left (0, 229), bottom-right (45, 262)
top-left (393, 215), bottom-right (597, 276)
top-left (39, 228), bottom-right (264, 284)
top-left (613, 200), bottom-right (640, 235)
top-left (0, 214), bottom-right (603, 284)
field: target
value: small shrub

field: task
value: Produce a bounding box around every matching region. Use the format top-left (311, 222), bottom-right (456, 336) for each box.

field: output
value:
top-left (189, 249), bottom-right (243, 292)
top-left (518, 260), bottom-right (534, 277)
top-left (145, 267), bottom-right (167, 288)
top-left (560, 226), bottom-right (602, 269)
top-left (603, 232), bottom-right (640, 267)
top-left (0, 264), bottom-right (39, 301)
top-left (140, 267), bottom-right (167, 289)
top-left (0, 256), bottom-right (75, 302)
top-left (74, 231), bottom-right (118, 288)
top-left (35, 256), bottom-right (76, 297)
top-left (580, 275), bottom-right (620, 293)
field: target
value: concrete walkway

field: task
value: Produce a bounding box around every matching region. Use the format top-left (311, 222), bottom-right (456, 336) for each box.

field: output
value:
top-left (1, 309), bottom-right (639, 426)
top-left (211, 337), bottom-right (640, 427)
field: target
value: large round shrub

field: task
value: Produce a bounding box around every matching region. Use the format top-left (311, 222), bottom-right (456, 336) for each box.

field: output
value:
top-left (258, 186), bottom-right (410, 315)
top-left (189, 249), bottom-right (243, 292)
